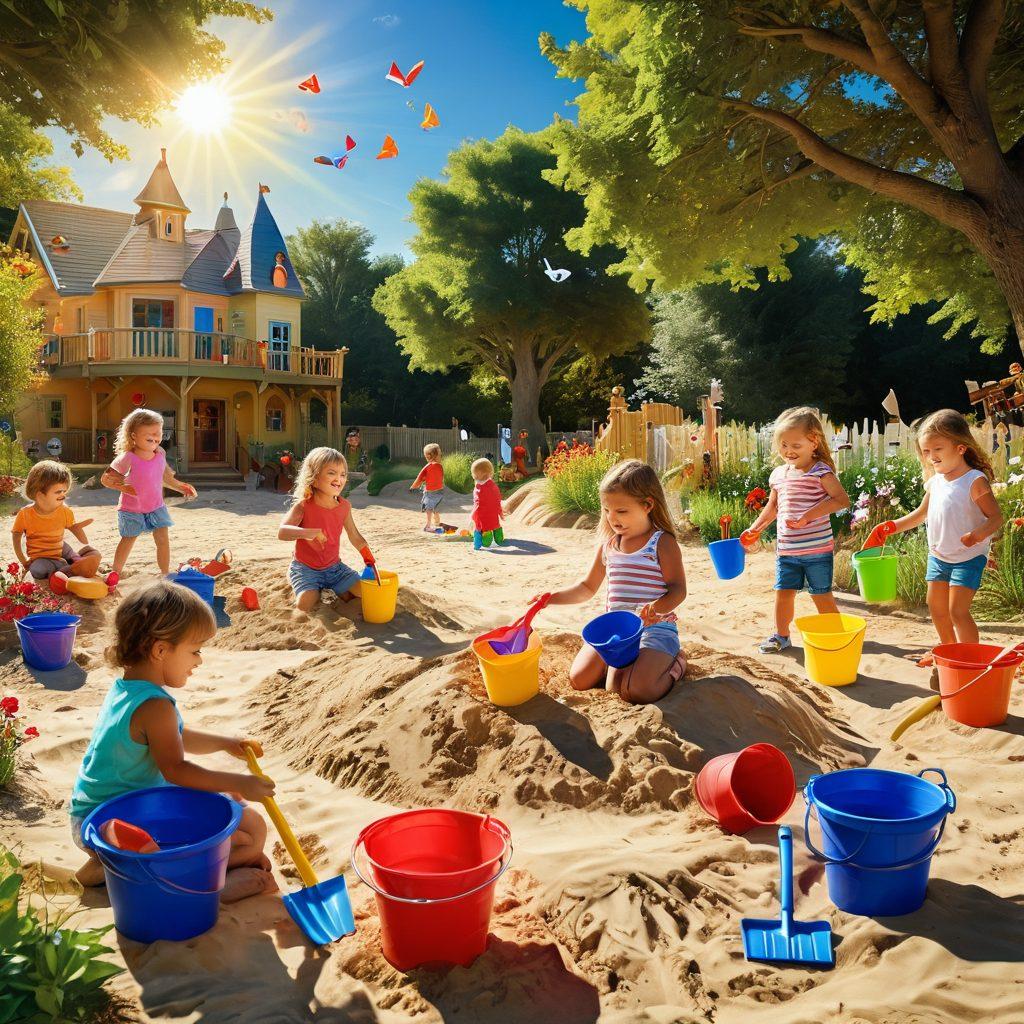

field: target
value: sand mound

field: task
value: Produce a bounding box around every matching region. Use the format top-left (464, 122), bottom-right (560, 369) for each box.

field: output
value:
top-left (504, 479), bottom-right (597, 530)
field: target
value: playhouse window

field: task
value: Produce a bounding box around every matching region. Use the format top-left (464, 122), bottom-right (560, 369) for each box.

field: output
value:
top-left (165, 219), bottom-right (173, 236)
top-left (47, 397), bottom-right (65, 430)
top-left (132, 299), bottom-right (175, 328)
top-left (266, 397), bottom-right (285, 432)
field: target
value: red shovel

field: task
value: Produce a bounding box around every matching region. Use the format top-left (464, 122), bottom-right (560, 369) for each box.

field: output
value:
top-left (488, 593), bottom-right (551, 655)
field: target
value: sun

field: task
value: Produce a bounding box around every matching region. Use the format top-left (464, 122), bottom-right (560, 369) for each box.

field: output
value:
top-left (175, 82), bottom-right (233, 135)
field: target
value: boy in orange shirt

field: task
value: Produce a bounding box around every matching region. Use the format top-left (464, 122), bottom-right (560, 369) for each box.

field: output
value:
top-left (410, 443), bottom-right (445, 533)
top-left (12, 461), bottom-right (108, 593)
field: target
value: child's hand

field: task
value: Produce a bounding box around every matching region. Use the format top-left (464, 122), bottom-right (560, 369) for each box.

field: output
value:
top-left (121, 484), bottom-right (137, 497)
top-left (181, 483), bottom-right (197, 500)
top-left (306, 529), bottom-right (327, 547)
top-left (637, 602), bottom-right (661, 625)
top-left (74, 518), bottom-right (94, 530)
top-left (961, 530), bottom-right (979, 547)
top-left (224, 737), bottom-right (263, 760)
top-left (785, 515), bottom-right (809, 530)
top-left (237, 774), bottom-right (276, 803)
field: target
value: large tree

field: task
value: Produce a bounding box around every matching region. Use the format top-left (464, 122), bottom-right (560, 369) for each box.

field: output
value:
top-left (372, 127), bottom-right (651, 452)
top-left (0, 247), bottom-right (44, 413)
top-left (542, 2), bottom-right (1024, 352)
top-left (0, 104), bottom-right (79, 211)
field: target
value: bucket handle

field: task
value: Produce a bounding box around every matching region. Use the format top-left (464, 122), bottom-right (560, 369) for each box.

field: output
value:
top-left (801, 626), bottom-right (866, 655)
top-left (350, 839), bottom-right (513, 907)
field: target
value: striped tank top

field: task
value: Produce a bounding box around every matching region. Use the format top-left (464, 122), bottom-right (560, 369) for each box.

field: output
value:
top-left (603, 529), bottom-right (676, 620)
top-left (770, 461), bottom-right (835, 555)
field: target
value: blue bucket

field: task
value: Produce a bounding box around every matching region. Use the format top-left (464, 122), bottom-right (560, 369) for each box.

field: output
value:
top-left (582, 611), bottom-right (643, 668)
top-left (15, 613), bottom-right (81, 671)
top-left (804, 767), bottom-right (955, 916)
top-left (82, 786), bottom-right (242, 942)
top-left (708, 538), bottom-right (745, 580)
top-left (170, 567), bottom-right (216, 609)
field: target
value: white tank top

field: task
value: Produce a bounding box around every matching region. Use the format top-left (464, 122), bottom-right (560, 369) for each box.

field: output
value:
top-left (926, 468), bottom-right (990, 563)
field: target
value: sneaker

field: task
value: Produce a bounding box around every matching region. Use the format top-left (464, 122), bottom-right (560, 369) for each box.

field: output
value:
top-left (759, 634), bottom-right (791, 654)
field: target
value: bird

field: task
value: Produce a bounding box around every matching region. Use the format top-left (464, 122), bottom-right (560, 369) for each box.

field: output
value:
top-left (543, 258), bottom-right (571, 283)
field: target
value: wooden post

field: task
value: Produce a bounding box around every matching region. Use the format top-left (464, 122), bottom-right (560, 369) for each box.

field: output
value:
top-left (178, 377), bottom-right (189, 474)
top-left (90, 386), bottom-right (98, 462)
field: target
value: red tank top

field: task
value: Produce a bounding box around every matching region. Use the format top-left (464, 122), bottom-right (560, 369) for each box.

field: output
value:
top-left (294, 497), bottom-right (350, 570)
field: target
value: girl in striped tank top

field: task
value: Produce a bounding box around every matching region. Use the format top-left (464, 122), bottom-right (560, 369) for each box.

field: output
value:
top-left (535, 460), bottom-right (687, 704)
top-left (743, 408), bottom-right (850, 654)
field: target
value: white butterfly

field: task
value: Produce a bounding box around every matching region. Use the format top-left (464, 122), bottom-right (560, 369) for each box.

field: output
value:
top-left (543, 257), bottom-right (571, 283)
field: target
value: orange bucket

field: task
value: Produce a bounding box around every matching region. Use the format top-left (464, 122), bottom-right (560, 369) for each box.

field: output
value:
top-left (932, 643), bottom-right (1023, 727)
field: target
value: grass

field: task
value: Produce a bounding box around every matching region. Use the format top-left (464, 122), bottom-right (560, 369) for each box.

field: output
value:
top-left (365, 462), bottom-right (420, 496)
top-left (976, 526), bottom-right (1024, 621)
top-left (545, 450), bottom-right (618, 518)
top-left (685, 491), bottom-right (759, 546)
top-left (441, 452), bottom-right (477, 494)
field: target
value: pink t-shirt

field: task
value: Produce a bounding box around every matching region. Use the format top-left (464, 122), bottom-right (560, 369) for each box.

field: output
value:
top-left (110, 449), bottom-right (166, 514)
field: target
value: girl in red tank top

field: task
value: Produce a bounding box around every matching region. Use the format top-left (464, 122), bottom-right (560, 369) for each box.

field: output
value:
top-left (278, 448), bottom-right (377, 612)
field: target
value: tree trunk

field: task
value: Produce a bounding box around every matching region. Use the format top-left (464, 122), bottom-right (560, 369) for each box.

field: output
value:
top-left (968, 205), bottom-right (1024, 354)
top-left (508, 344), bottom-right (548, 466)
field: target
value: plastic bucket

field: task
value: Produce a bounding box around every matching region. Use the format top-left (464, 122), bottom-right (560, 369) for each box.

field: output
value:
top-left (352, 809), bottom-right (512, 971)
top-left (932, 642), bottom-right (1023, 727)
top-left (804, 767), bottom-right (955, 916)
top-left (361, 570), bottom-right (399, 624)
top-left (582, 611), bottom-right (643, 669)
top-left (170, 567), bottom-right (215, 608)
top-left (795, 613), bottom-right (866, 687)
top-left (81, 786), bottom-right (242, 942)
top-left (472, 632), bottom-right (542, 706)
top-left (708, 538), bottom-right (745, 581)
top-left (15, 613), bottom-right (81, 671)
top-left (852, 548), bottom-right (899, 603)
top-left (695, 743), bottom-right (795, 834)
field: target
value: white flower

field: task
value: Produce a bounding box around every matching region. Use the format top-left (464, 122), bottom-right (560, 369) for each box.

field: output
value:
top-left (1010, 456), bottom-right (1021, 466)
top-left (890, 498), bottom-right (899, 506)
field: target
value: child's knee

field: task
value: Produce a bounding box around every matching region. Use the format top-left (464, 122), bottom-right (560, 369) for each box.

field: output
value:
top-left (238, 806), bottom-right (267, 848)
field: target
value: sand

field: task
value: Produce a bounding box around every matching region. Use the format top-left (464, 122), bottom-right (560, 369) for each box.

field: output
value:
top-left (1, 480), bottom-right (1022, 1023)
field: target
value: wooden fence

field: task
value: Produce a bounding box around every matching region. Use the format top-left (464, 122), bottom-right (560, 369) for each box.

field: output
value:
top-left (594, 386), bottom-right (685, 463)
top-left (337, 424), bottom-right (494, 462)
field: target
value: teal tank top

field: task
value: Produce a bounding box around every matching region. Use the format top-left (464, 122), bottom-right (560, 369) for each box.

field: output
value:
top-left (69, 678), bottom-right (182, 819)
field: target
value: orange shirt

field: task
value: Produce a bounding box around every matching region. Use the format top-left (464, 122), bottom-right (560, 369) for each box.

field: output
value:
top-left (12, 504), bottom-right (76, 560)
top-left (413, 462), bottom-right (444, 491)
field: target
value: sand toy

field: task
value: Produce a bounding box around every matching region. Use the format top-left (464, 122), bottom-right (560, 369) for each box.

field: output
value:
top-left (15, 612), bottom-right (80, 671)
top-left (243, 746), bottom-right (355, 945)
top-left (741, 826), bottom-right (834, 967)
top-left (487, 593), bottom-right (550, 655)
top-left (708, 514), bottom-right (745, 580)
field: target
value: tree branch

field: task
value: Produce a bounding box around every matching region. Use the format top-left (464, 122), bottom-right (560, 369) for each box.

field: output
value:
top-left (538, 340), bottom-right (574, 388)
top-left (720, 159), bottom-right (820, 213)
top-left (921, 1), bottom-right (966, 95)
top-left (723, 98), bottom-right (980, 231)
top-left (733, 14), bottom-right (878, 76)
top-left (960, 0), bottom-right (1004, 111)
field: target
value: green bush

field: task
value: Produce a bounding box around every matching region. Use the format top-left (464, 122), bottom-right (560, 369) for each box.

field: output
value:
top-left (833, 548), bottom-right (856, 592)
top-left (976, 525), bottom-right (1024, 621)
top-left (685, 491), bottom-right (758, 546)
top-left (546, 450), bottom-right (618, 518)
top-left (0, 846), bottom-right (122, 1023)
top-left (840, 452), bottom-right (925, 539)
top-left (0, 434), bottom-right (30, 477)
top-left (441, 452), bottom-right (476, 494)
top-left (892, 531), bottom-right (929, 608)
top-left (366, 462), bottom-right (420, 496)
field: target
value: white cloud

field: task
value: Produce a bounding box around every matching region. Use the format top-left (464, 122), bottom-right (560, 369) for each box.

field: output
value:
top-left (373, 14), bottom-right (400, 27)
top-left (271, 108), bottom-right (312, 134)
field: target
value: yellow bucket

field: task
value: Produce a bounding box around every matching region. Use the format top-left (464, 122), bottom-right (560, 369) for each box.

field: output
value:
top-left (360, 571), bottom-right (399, 624)
top-left (794, 613), bottom-right (866, 687)
top-left (472, 633), bottom-right (542, 707)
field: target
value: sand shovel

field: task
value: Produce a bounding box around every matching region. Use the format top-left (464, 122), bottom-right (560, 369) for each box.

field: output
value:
top-left (890, 640), bottom-right (1024, 741)
top-left (741, 825), bottom-right (834, 968)
top-left (243, 745), bottom-right (355, 945)
top-left (488, 593), bottom-right (551, 655)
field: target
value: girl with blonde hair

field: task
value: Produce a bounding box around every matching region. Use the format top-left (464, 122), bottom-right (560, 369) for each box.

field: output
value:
top-left (532, 459), bottom-right (687, 704)
top-left (744, 406), bottom-right (851, 653)
top-left (278, 446), bottom-right (378, 612)
top-left (100, 408), bottom-right (196, 577)
top-left (862, 409), bottom-right (1002, 665)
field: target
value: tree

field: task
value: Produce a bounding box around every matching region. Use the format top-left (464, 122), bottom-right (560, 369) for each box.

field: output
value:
top-left (0, 103), bottom-right (80, 210)
top-left (542, 2), bottom-right (1024, 352)
top-left (372, 127), bottom-right (651, 452)
top-left (0, 247), bottom-right (44, 414)
top-left (0, 0), bottom-right (271, 160)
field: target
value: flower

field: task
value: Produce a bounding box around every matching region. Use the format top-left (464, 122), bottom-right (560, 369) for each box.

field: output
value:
top-left (6, 562), bottom-right (19, 575)
top-left (0, 696), bottom-right (18, 716)
top-left (23, 726), bottom-right (38, 739)
top-left (11, 605), bottom-right (29, 620)
top-left (1010, 456), bottom-right (1021, 466)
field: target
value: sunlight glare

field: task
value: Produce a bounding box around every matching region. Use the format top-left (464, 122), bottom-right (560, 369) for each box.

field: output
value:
top-left (175, 82), bottom-right (233, 135)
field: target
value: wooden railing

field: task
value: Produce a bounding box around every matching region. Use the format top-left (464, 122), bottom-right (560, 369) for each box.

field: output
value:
top-left (46, 329), bottom-right (344, 380)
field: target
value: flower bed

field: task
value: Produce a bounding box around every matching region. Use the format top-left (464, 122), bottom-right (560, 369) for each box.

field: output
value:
top-left (1, 562), bottom-right (73, 622)
top-left (0, 695), bottom-right (38, 787)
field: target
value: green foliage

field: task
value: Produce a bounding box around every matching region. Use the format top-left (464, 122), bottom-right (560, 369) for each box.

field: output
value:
top-left (542, 3), bottom-right (1024, 348)
top-left (892, 532), bottom-right (930, 608)
top-left (0, 434), bottom-right (31, 477)
top-left (0, 0), bottom-right (271, 160)
top-left (0, 846), bottom-right (122, 1023)
top-left (976, 525), bottom-right (1024, 621)
top-left (0, 248), bottom-right (45, 414)
top-left (840, 453), bottom-right (926, 537)
top-left (545, 449), bottom-right (618, 518)
top-left (365, 462), bottom-right (420, 496)
top-left (441, 452), bottom-right (476, 494)
top-left (685, 491), bottom-right (758, 546)
top-left (0, 103), bottom-right (80, 209)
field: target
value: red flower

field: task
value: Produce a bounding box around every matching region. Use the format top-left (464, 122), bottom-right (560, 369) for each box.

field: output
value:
top-left (0, 612), bottom-right (13, 623)
top-left (23, 726), bottom-right (38, 740)
top-left (11, 605), bottom-right (29, 620)
top-left (0, 696), bottom-right (19, 716)
top-left (6, 562), bottom-right (19, 575)
top-left (0, 598), bottom-right (11, 609)
top-left (17, 582), bottom-right (36, 596)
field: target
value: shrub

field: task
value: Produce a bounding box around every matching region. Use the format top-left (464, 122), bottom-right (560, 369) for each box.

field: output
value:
top-left (546, 450), bottom-right (618, 518)
top-left (833, 548), bottom-right (856, 592)
top-left (685, 491), bottom-right (758, 546)
top-left (0, 695), bottom-right (39, 788)
top-left (892, 532), bottom-right (929, 608)
top-left (441, 452), bottom-right (476, 494)
top-left (840, 453), bottom-right (924, 539)
top-left (544, 440), bottom-right (596, 478)
top-left (0, 434), bottom-right (30, 477)
top-left (976, 521), bottom-right (1024, 621)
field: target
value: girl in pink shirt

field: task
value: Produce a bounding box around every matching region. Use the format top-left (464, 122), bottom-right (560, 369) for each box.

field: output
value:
top-left (101, 409), bottom-right (196, 577)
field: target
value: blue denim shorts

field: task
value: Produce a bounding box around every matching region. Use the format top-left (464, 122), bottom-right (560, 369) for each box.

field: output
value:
top-left (288, 559), bottom-right (361, 598)
top-left (421, 489), bottom-right (444, 512)
top-left (639, 620), bottom-right (681, 658)
top-left (117, 504), bottom-right (173, 538)
top-left (926, 553), bottom-right (987, 590)
top-left (775, 552), bottom-right (834, 595)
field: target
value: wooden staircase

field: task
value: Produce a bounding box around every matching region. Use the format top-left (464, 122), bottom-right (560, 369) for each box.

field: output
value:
top-left (183, 463), bottom-right (246, 491)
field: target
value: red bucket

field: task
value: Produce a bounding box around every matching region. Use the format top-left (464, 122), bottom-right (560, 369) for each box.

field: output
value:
top-left (352, 809), bottom-right (511, 971)
top-left (932, 643), bottom-right (1023, 728)
top-left (695, 743), bottom-right (795, 834)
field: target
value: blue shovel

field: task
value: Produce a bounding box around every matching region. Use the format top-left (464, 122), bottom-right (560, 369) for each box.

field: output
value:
top-left (741, 826), bottom-right (834, 967)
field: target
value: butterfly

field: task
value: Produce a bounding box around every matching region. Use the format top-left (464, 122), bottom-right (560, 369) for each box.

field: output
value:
top-left (298, 74), bottom-right (321, 94)
top-left (543, 258), bottom-right (571, 283)
top-left (421, 102), bottom-right (439, 130)
top-left (314, 135), bottom-right (357, 169)
top-left (385, 60), bottom-right (424, 87)
top-left (376, 134), bottom-right (398, 159)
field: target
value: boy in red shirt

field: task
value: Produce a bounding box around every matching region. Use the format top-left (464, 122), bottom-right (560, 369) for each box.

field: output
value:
top-left (411, 443), bottom-right (445, 533)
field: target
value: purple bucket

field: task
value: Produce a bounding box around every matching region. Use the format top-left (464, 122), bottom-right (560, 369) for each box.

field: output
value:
top-left (15, 612), bottom-right (81, 671)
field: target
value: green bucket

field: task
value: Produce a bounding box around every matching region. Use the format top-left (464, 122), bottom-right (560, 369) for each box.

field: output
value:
top-left (852, 548), bottom-right (898, 603)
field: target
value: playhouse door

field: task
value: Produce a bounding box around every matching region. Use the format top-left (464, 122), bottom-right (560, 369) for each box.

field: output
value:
top-left (193, 400), bottom-right (225, 462)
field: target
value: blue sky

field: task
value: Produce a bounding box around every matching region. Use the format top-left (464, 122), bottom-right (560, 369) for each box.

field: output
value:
top-left (44, 0), bottom-right (587, 258)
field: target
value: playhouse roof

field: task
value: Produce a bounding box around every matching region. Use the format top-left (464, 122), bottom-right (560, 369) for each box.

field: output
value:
top-left (222, 190), bottom-right (304, 298)
top-left (134, 148), bottom-right (190, 213)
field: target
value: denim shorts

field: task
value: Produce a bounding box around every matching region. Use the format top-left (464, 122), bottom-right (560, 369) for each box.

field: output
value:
top-left (639, 620), bottom-right (681, 658)
top-left (117, 504), bottom-right (173, 537)
top-left (421, 489), bottom-right (444, 512)
top-left (775, 552), bottom-right (834, 595)
top-left (926, 553), bottom-right (987, 591)
top-left (288, 559), bottom-right (362, 598)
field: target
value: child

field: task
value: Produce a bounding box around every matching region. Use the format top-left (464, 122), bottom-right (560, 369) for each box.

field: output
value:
top-left (865, 409), bottom-right (1002, 664)
top-left (101, 409), bottom-right (196, 577)
top-left (410, 443), bottom-right (444, 532)
top-left (535, 459), bottom-right (687, 704)
top-left (744, 407), bottom-right (851, 654)
top-left (11, 460), bottom-right (108, 592)
top-left (470, 458), bottom-right (505, 549)
top-left (278, 446), bottom-right (377, 612)
top-left (70, 581), bottom-right (276, 901)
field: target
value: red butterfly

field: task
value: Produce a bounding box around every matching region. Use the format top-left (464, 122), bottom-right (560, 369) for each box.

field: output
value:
top-left (314, 135), bottom-right (357, 169)
top-left (385, 60), bottom-right (424, 87)
top-left (298, 74), bottom-right (321, 94)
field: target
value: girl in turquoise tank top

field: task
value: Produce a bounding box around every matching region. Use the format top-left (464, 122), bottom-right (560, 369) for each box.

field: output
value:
top-left (71, 581), bottom-right (276, 902)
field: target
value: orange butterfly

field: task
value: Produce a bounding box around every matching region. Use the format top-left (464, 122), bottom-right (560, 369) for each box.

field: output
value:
top-left (385, 60), bottom-right (424, 87)
top-left (421, 103), bottom-right (439, 130)
top-left (376, 134), bottom-right (398, 160)
top-left (298, 74), bottom-right (321, 94)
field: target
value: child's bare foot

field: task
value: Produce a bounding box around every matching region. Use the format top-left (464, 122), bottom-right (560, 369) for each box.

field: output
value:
top-left (75, 858), bottom-right (106, 887)
top-left (221, 866), bottom-right (276, 903)
top-left (918, 653), bottom-right (935, 668)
